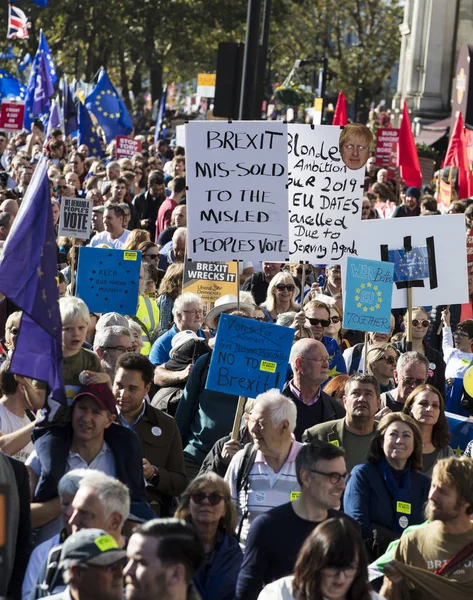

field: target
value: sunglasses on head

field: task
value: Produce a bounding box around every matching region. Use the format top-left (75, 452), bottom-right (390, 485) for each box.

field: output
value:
top-left (308, 317), bottom-right (331, 328)
top-left (412, 319), bottom-right (430, 327)
top-left (191, 492), bottom-right (223, 506)
top-left (275, 284), bottom-right (294, 292)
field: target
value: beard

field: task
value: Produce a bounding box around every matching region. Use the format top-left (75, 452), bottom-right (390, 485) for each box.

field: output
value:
top-left (425, 500), bottom-right (461, 523)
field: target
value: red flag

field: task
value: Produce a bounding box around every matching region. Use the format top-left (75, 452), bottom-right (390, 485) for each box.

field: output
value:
top-left (332, 92), bottom-right (348, 126)
top-left (397, 101), bottom-right (422, 188)
top-left (444, 112), bottom-right (473, 199)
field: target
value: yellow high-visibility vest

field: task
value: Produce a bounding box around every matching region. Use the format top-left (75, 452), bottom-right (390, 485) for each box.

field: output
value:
top-left (136, 295), bottom-right (160, 356)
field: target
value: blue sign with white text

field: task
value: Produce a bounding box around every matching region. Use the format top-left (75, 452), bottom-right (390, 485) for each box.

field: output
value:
top-left (206, 314), bottom-right (295, 397)
top-left (76, 247), bottom-right (141, 315)
top-left (343, 256), bottom-right (394, 334)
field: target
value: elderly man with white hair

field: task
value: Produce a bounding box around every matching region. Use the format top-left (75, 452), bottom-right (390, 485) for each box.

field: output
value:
top-left (93, 325), bottom-right (132, 379)
top-left (149, 292), bottom-right (206, 366)
top-left (224, 390), bottom-right (302, 547)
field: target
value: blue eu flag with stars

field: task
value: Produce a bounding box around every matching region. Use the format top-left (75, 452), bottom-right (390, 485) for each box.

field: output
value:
top-left (0, 156), bottom-right (65, 419)
top-left (85, 67), bottom-right (133, 143)
top-left (0, 68), bottom-right (26, 101)
top-left (388, 247), bottom-right (429, 282)
top-left (63, 77), bottom-right (78, 135)
top-left (78, 101), bottom-right (103, 158)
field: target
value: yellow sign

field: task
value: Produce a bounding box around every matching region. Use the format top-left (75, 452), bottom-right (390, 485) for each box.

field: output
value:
top-left (396, 501), bottom-right (411, 515)
top-left (329, 440), bottom-right (340, 447)
top-left (197, 73), bottom-right (216, 87)
top-left (183, 260), bottom-right (238, 306)
top-left (290, 491), bottom-right (301, 501)
top-left (124, 251), bottom-right (138, 261)
top-left (314, 98), bottom-right (323, 111)
top-left (94, 534), bottom-right (119, 552)
top-left (260, 360), bottom-right (276, 373)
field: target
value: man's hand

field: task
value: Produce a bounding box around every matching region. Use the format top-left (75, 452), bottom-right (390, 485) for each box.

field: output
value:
top-left (80, 371), bottom-right (112, 387)
top-left (143, 458), bottom-right (156, 480)
top-left (221, 440), bottom-right (241, 465)
top-left (141, 219), bottom-right (149, 227)
top-left (291, 311), bottom-right (307, 330)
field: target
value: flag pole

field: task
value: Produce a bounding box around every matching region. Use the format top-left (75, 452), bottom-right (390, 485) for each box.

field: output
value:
top-left (363, 332), bottom-right (369, 374)
top-left (406, 286), bottom-right (413, 351)
top-left (70, 238), bottom-right (76, 291)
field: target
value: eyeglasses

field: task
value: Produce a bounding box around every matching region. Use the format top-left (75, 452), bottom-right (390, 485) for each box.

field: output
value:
top-left (379, 356), bottom-right (396, 366)
top-left (412, 319), bottom-right (430, 327)
top-left (307, 317), bottom-right (331, 328)
top-left (330, 316), bottom-right (341, 324)
top-left (322, 566), bottom-right (358, 578)
top-left (304, 356), bottom-right (329, 365)
top-left (183, 309), bottom-right (205, 316)
top-left (144, 253), bottom-right (159, 260)
top-left (102, 346), bottom-right (132, 353)
top-left (309, 469), bottom-right (350, 484)
top-left (190, 492), bottom-right (224, 506)
top-left (57, 185), bottom-right (68, 190)
top-left (401, 376), bottom-right (425, 387)
top-left (275, 284), bottom-right (295, 292)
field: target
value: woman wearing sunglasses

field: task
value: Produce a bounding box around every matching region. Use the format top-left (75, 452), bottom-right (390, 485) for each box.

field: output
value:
top-left (258, 518), bottom-right (382, 600)
top-left (402, 384), bottom-right (453, 477)
top-left (175, 472), bottom-right (242, 600)
top-left (394, 307), bottom-right (446, 397)
top-left (366, 343), bottom-right (399, 394)
top-left (261, 272), bottom-right (300, 323)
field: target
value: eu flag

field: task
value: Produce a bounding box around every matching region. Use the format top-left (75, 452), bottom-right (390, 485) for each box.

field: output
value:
top-left (24, 50), bottom-right (55, 130)
top-left (0, 68), bottom-right (26, 101)
top-left (78, 101), bottom-right (103, 158)
top-left (46, 99), bottom-right (60, 138)
top-left (154, 85), bottom-right (167, 144)
top-left (85, 67), bottom-right (133, 143)
top-left (63, 77), bottom-right (78, 135)
top-left (37, 30), bottom-right (57, 86)
top-left (0, 156), bottom-right (65, 419)
top-left (388, 247), bottom-right (430, 282)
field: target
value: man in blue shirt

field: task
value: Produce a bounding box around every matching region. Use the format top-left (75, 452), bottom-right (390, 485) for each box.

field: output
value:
top-left (149, 292), bottom-right (206, 365)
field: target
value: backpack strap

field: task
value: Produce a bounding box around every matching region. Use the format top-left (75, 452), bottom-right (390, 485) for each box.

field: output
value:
top-left (350, 343), bottom-right (364, 374)
top-left (36, 543), bottom-right (63, 598)
top-left (235, 442), bottom-right (256, 542)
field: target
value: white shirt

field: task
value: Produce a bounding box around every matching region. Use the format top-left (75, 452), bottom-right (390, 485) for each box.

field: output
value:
top-left (0, 403), bottom-right (34, 462)
top-left (88, 229), bottom-right (130, 249)
top-left (258, 576), bottom-right (385, 600)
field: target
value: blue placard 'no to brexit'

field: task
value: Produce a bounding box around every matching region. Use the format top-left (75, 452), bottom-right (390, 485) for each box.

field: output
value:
top-left (76, 247), bottom-right (142, 315)
top-left (206, 314), bottom-right (295, 397)
top-left (343, 256), bottom-right (394, 334)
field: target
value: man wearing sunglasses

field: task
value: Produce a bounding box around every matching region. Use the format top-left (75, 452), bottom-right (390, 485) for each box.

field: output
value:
top-left (236, 442), bottom-right (349, 600)
top-left (380, 351), bottom-right (429, 412)
top-left (285, 339), bottom-right (345, 441)
top-left (301, 300), bottom-right (347, 382)
top-left (303, 374), bottom-right (380, 472)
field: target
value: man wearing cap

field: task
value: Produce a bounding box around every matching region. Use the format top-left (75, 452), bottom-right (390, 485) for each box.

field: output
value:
top-left (113, 353), bottom-right (187, 515)
top-left (149, 292), bottom-right (206, 366)
top-left (175, 294), bottom-right (254, 480)
top-left (26, 384), bottom-right (151, 543)
top-left (392, 187), bottom-right (421, 218)
top-left (48, 528), bottom-right (127, 600)
top-left (91, 205), bottom-right (105, 237)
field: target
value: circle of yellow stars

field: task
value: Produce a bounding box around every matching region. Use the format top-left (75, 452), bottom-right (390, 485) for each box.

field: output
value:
top-left (94, 89), bottom-right (121, 119)
top-left (354, 282), bottom-right (383, 313)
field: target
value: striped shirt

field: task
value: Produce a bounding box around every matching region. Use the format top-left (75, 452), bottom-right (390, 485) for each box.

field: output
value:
top-left (225, 441), bottom-right (302, 547)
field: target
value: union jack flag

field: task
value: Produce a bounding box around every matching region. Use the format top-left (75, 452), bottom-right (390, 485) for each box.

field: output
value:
top-left (7, 4), bottom-right (31, 39)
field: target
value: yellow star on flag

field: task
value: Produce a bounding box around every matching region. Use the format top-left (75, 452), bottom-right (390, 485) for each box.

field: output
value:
top-left (327, 365), bottom-right (342, 379)
top-left (360, 283), bottom-right (365, 289)
top-left (363, 307), bottom-right (368, 312)
top-left (373, 285), bottom-right (378, 291)
top-left (377, 291), bottom-right (382, 296)
top-left (454, 446), bottom-right (463, 457)
top-left (370, 306), bottom-right (375, 312)
top-left (357, 302), bottom-right (362, 308)
top-left (354, 295), bottom-right (359, 301)
top-left (375, 304), bottom-right (380, 309)
top-left (367, 282), bottom-right (372, 287)
top-left (103, 111), bottom-right (108, 117)
top-left (97, 107), bottom-right (103, 112)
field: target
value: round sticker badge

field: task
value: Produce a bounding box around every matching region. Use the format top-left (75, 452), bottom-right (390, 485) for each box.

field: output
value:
top-left (254, 491), bottom-right (266, 504)
top-left (151, 427), bottom-right (162, 437)
top-left (399, 516), bottom-right (409, 529)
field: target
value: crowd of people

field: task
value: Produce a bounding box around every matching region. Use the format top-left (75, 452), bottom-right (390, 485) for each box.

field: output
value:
top-left (0, 121), bottom-right (473, 600)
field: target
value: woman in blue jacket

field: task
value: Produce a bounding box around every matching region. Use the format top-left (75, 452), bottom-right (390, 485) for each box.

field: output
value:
top-left (175, 472), bottom-right (242, 600)
top-left (344, 412), bottom-right (430, 560)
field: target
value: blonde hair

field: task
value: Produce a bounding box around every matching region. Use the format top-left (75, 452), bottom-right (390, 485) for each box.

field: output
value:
top-left (123, 229), bottom-right (150, 250)
top-left (263, 271), bottom-right (299, 313)
top-left (59, 297), bottom-right (90, 326)
top-left (366, 343), bottom-right (399, 376)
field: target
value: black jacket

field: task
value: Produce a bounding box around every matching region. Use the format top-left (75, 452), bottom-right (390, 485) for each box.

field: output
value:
top-left (241, 272), bottom-right (269, 305)
top-left (131, 190), bottom-right (165, 239)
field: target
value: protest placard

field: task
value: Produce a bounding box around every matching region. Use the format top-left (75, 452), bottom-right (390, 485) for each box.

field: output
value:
top-left (288, 124), bottom-right (365, 264)
top-left (357, 215), bottom-right (468, 308)
top-left (446, 412), bottom-right (473, 454)
top-left (58, 196), bottom-right (92, 239)
top-left (375, 128), bottom-right (399, 178)
top-left (206, 313), bottom-right (295, 397)
top-left (466, 227), bottom-right (473, 269)
top-left (185, 121), bottom-right (289, 262)
top-left (76, 247), bottom-right (141, 314)
top-left (115, 136), bottom-right (142, 159)
top-left (0, 100), bottom-right (25, 132)
top-left (197, 73), bottom-right (216, 98)
top-left (343, 257), bottom-right (394, 334)
top-left (183, 260), bottom-right (238, 305)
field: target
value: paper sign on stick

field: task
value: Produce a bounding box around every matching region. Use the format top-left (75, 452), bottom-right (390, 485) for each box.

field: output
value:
top-left (0, 100), bottom-right (25, 132)
top-left (357, 215), bottom-right (468, 308)
top-left (287, 124), bottom-right (365, 264)
top-left (343, 257), bottom-right (394, 334)
top-left (206, 314), bottom-right (295, 397)
top-left (76, 247), bottom-right (141, 314)
top-left (58, 197), bottom-right (92, 240)
top-left (183, 261), bottom-right (238, 305)
top-left (115, 136), bottom-right (142, 159)
top-left (185, 121), bottom-right (289, 262)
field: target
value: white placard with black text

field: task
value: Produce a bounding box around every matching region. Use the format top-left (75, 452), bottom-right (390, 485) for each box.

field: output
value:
top-left (58, 197), bottom-right (92, 240)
